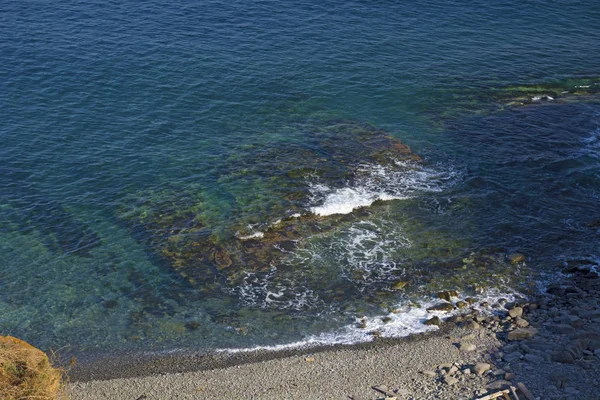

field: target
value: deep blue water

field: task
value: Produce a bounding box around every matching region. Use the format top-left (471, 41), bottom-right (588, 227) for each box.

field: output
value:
top-left (1, 0), bottom-right (600, 358)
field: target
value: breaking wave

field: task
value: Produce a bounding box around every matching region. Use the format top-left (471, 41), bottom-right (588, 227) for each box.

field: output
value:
top-left (308, 160), bottom-right (460, 217)
top-left (219, 288), bottom-right (518, 354)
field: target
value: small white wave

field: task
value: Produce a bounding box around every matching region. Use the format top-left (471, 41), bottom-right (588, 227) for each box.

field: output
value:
top-left (237, 231), bottom-right (265, 240)
top-left (223, 268), bottom-right (322, 310)
top-left (218, 289), bottom-right (518, 354)
top-left (532, 95), bottom-right (554, 101)
top-left (309, 161), bottom-right (459, 217)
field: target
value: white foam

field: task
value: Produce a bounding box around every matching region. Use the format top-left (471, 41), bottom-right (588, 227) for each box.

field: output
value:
top-left (532, 95), bottom-right (554, 101)
top-left (309, 161), bottom-right (459, 217)
top-left (223, 268), bottom-right (322, 311)
top-left (287, 220), bottom-right (412, 288)
top-left (218, 288), bottom-right (519, 354)
top-left (237, 231), bottom-right (265, 240)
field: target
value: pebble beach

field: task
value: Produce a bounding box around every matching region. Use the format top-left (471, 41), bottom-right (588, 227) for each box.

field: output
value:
top-left (69, 265), bottom-right (600, 399)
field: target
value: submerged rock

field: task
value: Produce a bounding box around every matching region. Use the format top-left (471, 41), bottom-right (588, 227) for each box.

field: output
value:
top-left (435, 290), bottom-right (459, 301)
top-left (427, 302), bottom-right (455, 312)
top-left (508, 253), bottom-right (526, 264)
top-left (424, 316), bottom-right (441, 326)
top-left (391, 281), bottom-right (409, 290)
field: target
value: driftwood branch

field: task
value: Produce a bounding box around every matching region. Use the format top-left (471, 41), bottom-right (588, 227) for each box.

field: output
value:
top-left (516, 382), bottom-right (534, 400)
top-left (476, 389), bottom-right (509, 400)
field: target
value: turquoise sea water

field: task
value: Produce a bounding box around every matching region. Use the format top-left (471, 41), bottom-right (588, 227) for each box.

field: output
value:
top-left (1, 1), bottom-right (600, 359)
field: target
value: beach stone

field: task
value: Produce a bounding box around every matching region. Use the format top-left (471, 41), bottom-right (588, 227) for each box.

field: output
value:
top-left (550, 324), bottom-right (576, 335)
top-left (459, 343), bottom-right (476, 352)
top-left (507, 327), bottom-right (538, 341)
top-left (421, 370), bottom-right (436, 378)
top-left (436, 290), bottom-right (458, 301)
top-left (448, 365), bottom-right (459, 375)
top-left (524, 354), bottom-right (544, 364)
top-left (508, 307), bottom-right (523, 318)
top-left (503, 343), bottom-right (519, 353)
top-left (486, 380), bottom-right (512, 390)
top-left (515, 317), bottom-right (529, 328)
top-left (473, 362), bottom-right (491, 375)
top-left (456, 301), bottom-right (467, 309)
top-left (462, 368), bottom-right (471, 375)
top-left (579, 311), bottom-right (600, 320)
top-left (570, 318), bottom-right (585, 329)
top-left (503, 351), bottom-right (522, 362)
top-left (462, 333), bottom-right (476, 341)
top-left (551, 372), bottom-right (570, 388)
top-left (443, 376), bottom-right (458, 386)
top-left (424, 316), bottom-right (441, 326)
top-left (505, 372), bottom-right (515, 380)
top-left (426, 302), bottom-right (454, 312)
top-left (551, 351), bottom-right (574, 364)
top-left (547, 284), bottom-right (565, 296)
top-left (463, 321), bottom-right (481, 330)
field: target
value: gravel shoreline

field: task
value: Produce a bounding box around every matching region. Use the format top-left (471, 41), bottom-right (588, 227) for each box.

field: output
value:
top-left (69, 266), bottom-right (600, 399)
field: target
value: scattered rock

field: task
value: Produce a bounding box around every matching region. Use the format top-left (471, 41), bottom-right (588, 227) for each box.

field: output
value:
top-left (515, 317), bottom-right (529, 328)
top-left (426, 302), bottom-right (454, 312)
top-left (486, 380), bottom-right (512, 390)
top-left (459, 343), bottom-right (476, 352)
top-left (443, 376), bottom-right (458, 386)
top-left (463, 320), bottom-right (481, 330)
top-left (421, 370), bottom-right (436, 378)
top-left (546, 284), bottom-right (565, 296)
top-left (503, 351), bottom-right (522, 362)
top-left (473, 362), bottom-right (491, 375)
top-left (435, 290), bottom-right (459, 301)
top-left (508, 306), bottom-right (523, 318)
top-left (424, 316), bottom-right (441, 326)
top-left (549, 324), bottom-right (575, 335)
top-left (523, 354), bottom-right (544, 364)
top-left (507, 327), bottom-right (538, 341)
top-left (550, 372), bottom-right (570, 388)
top-left (455, 301), bottom-right (467, 309)
top-left (551, 351), bottom-right (574, 364)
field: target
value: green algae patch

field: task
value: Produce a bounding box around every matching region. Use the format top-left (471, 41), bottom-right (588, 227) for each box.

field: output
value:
top-left (116, 120), bottom-right (421, 292)
top-left (428, 77), bottom-right (600, 124)
top-left (114, 117), bottom-right (531, 319)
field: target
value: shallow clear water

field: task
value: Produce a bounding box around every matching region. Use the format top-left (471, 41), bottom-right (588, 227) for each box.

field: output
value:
top-left (1, 0), bottom-right (599, 358)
